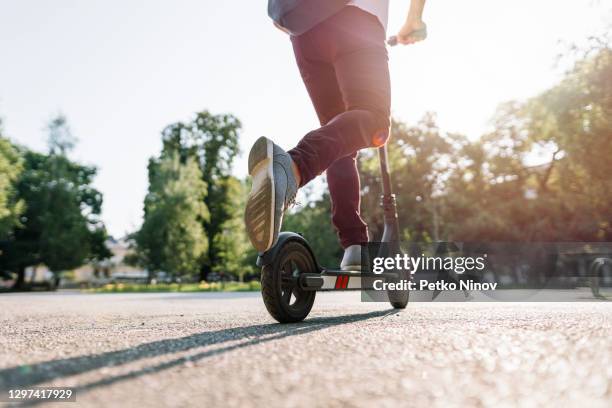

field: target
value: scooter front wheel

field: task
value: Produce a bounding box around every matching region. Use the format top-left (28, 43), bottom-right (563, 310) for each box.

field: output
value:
top-left (388, 268), bottom-right (409, 309)
top-left (261, 241), bottom-right (317, 323)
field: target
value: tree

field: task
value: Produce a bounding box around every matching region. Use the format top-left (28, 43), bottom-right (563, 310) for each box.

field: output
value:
top-left (211, 177), bottom-right (256, 281)
top-left (160, 111), bottom-right (242, 280)
top-left (468, 45), bottom-right (612, 241)
top-left (136, 152), bottom-right (209, 279)
top-left (0, 116), bottom-right (110, 289)
top-left (47, 115), bottom-right (77, 155)
top-left (0, 121), bottom-right (24, 240)
top-left (523, 46), bottom-right (612, 240)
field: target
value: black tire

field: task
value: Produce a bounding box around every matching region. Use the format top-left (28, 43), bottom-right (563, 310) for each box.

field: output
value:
top-left (261, 241), bottom-right (317, 323)
top-left (377, 244), bottom-right (409, 309)
top-left (388, 267), bottom-right (409, 309)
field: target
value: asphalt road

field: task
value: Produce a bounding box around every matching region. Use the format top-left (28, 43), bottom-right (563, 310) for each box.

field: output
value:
top-left (0, 291), bottom-right (610, 407)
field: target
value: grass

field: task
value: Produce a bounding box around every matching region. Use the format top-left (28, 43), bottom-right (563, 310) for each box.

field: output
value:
top-left (86, 281), bottom-right (261, 293)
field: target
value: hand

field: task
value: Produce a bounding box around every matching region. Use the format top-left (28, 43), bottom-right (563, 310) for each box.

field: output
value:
top-left (396, 17), bottom-right (427, 45)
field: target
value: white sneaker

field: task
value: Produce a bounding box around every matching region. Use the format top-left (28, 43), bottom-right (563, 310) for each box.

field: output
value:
top-left (244, 136), bottom-right (298, 253)
top-left (340, 245), bottom-right (363, 271)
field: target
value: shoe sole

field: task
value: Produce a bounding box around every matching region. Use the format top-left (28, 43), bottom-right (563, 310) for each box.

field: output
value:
top-left (245, 136), bottom-right (275, 253)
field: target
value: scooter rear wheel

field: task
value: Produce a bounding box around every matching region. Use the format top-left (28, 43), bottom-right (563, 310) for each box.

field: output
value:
top-left (261, 241), bottom-right (317, 323)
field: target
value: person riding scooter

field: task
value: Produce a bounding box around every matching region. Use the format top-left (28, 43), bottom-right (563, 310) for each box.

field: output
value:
top-left (245, 0), bottom-right (428, 270)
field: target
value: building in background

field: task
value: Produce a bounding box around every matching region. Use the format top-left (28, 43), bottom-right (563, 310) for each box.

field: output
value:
top-left (72, 237), bottom-right (147, 285)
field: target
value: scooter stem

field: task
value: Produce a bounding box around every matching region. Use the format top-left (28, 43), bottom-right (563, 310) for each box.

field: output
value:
top-left (378, 144), bottom-right (401, 243)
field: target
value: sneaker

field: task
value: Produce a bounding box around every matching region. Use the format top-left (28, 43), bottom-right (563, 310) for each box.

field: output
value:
top-left (245, 136), bottom-right (298, 253)
top-left (340, 244), bottom-right (363, 271)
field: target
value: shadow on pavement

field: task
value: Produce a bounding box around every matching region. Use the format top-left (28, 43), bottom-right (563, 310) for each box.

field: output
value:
top-left (0, 309), bottom-right (398, 399)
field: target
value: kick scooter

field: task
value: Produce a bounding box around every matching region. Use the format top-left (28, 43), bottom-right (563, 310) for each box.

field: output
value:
top-left (256, 32), bottom-right (425, 323)
top-left (256, 142), bottom-right (409, 323)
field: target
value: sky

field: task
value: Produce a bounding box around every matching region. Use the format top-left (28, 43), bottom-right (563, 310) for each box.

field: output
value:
top-left (0, 1), bottom-right (609, 237)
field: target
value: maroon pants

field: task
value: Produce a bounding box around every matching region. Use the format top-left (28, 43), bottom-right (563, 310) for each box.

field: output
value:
top-left (288, 6), bottom-right (391, 248)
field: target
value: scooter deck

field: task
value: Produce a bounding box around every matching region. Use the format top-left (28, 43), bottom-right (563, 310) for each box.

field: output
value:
top-left (300, 269), bottom-right (399, 291)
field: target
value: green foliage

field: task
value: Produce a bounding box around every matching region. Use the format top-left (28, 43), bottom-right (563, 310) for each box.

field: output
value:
top-left (424, 46), bottom-right (607, 242)
top-left (211, 177), bottom-right (256, 280)
top-left (520, 47), bottom-right (612, 239)
top-left (445, 45), bottom-right (612, 241)
top-left (136, 152), bottom-right (209, 278)
top-left (0, 123), bottom-right (24, 239)
top-left (38, 156), bottom-right (96, 271)
top-left (283, 190), bottom-right (342, 268)
top-left (157, 110), bottom-right (243, 280)
top-left (0, 116), bottom-right (110, 287)
top-left (87, 280), bottom-right (261, 293)
top-left (47, 115), bottom-right (77, 156)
